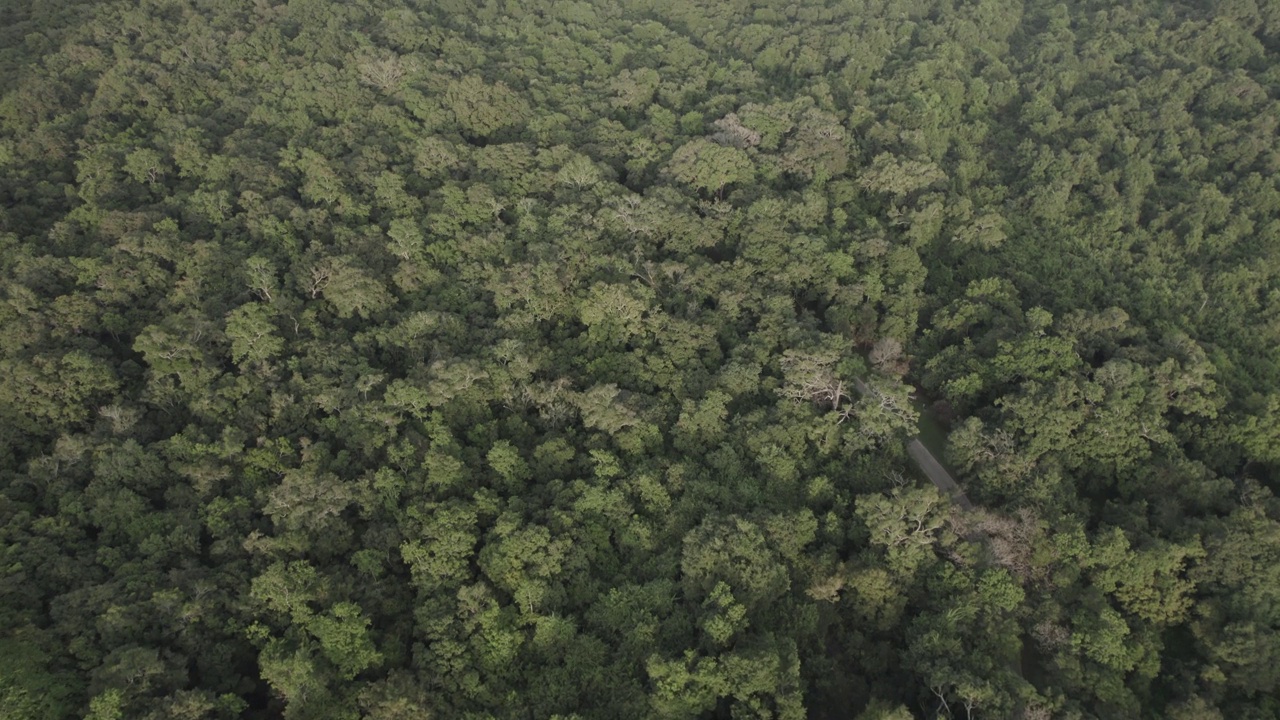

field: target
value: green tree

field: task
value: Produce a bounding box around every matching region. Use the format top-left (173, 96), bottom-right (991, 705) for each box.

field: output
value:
top-left (225, 304), bottom-right (283, 367)
top-left (666, 138), bottom-right (754, 196)
top-left (444, 75), bottom-right (529, 140)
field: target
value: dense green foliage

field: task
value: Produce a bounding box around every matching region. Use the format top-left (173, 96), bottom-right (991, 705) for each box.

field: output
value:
top-left (2, 0), bottom-right (1279, 717)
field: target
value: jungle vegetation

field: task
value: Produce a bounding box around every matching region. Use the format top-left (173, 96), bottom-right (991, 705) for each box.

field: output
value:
top-left (1, 0), bottom-right (1280, 718)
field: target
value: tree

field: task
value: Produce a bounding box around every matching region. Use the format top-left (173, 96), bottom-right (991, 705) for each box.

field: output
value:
top-left (224, 304), bottom-right (283, 367)
top-left (400, 503), bottom-right (478, 593)
top-left (856, 484), bottom-right (951, 574)
top-left (858, 153), bottom-right (947, 196)
top-left (444, 75), bottom-right (529, 140)
top-left (257, 639), bottom-right (329, 717)
top-left (780, 106), bottom-right (848, 181)
top-left (777, 349), bottom-right (848, 412)
top-left (0, 350), bottom-right (119, 432)
top-left (855, 699), bottom-right (913, 720)
top-left (666, 138), bottom-right (754, 196)
top-left (845, 378), bottom-right (919, 447)
top-left (308, 603), bottom-right (382, 680)
top-left (308, 256), bottom-right (393, 319)
top-left (477, 521), bottom-right (569, 615)
top-left (354, 50), bottom-right (415, 94)
top-left (680, 516), bottom-right (789, 612)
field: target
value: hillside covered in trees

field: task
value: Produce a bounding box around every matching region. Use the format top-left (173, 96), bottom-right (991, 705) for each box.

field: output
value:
top-left (2, 0), bottom-right (1280, 718)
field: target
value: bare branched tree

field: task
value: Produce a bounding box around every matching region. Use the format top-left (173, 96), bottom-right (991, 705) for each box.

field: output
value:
top-left (869, 336), bottom-right (907, 375)
top-left (308, 262), bottom-right (332, 299)
top-left (968, 507), bottom-right (1043, 583)
top-left (709, 112), bottom-right (762, 149)
top-left (356, 51), bottom-right (416, 93)
top-left (931, 685), bottom-right (954, 719)
top-left (1031, 619), bottom-right (1071, 651)
top-left (779, 350), bottom-right (847, 411)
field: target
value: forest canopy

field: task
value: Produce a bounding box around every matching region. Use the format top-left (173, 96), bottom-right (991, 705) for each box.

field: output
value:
top-left (2, 0), bottom-right (1280, 718)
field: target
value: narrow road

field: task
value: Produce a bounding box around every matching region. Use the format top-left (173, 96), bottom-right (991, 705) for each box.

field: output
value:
top-left (856, 376), bottom-right (1029, 686)
top-left (853, 377), bottom-right (974, 510)
top-left (906, 438), bottom-right (973, 511)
